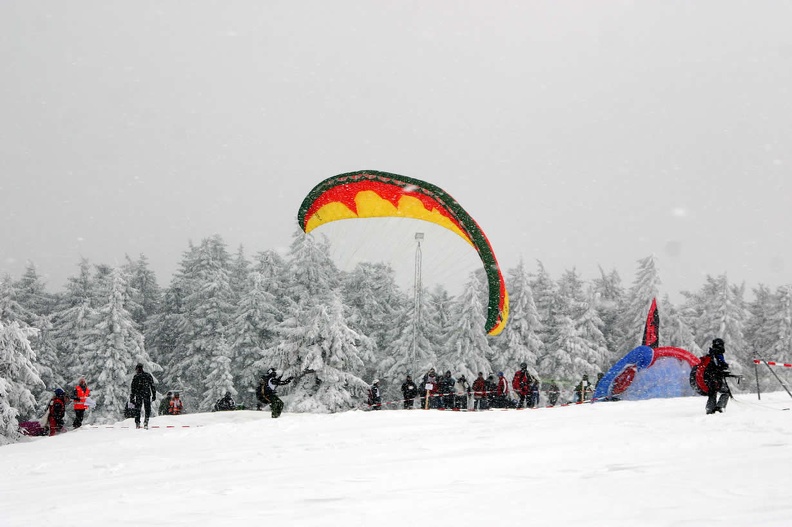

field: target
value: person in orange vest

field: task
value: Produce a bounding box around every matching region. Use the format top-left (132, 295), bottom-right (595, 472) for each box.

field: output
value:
top-left (168, 392), bottom-right (184, 415)
top-left (48, 389), bottom-right (67, 436)
top-left (72, 377), bottom-right (90, 429)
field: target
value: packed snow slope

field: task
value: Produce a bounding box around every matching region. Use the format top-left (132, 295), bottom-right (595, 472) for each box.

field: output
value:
top-left (2, 393), bottom-right (792, 527)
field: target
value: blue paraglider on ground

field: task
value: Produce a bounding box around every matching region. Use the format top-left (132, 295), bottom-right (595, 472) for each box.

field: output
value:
top-left (594, 345), bottom-right (701, 401)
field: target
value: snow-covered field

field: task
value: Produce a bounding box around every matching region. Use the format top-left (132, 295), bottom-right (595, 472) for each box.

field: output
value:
top-left (2, 393), bottom-right (791, 527)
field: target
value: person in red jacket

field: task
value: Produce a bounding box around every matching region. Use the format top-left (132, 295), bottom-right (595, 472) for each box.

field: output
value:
top-left (72, 377), bottom-right (90, 428)
top-left (472, 372), bottom-right (488, 411)
top-left (512, 362), bottom-right (534, 408)
top-left (168, 392), bottom-right (184, 415)
top-left (48, 389), bottom-right (67, 436)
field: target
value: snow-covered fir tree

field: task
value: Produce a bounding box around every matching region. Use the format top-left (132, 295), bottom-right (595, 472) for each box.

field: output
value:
top-left (342, 262), bottom-right (404, 380)
top-left (381, 286), bottom-right (440, 401)
top-left (658, 295), bottom-right (701, 354)
top-left (175, 236), bottom-right (236, 408)
top-left (0, 319), bottom-right (44, 444)
top-left (270, 231), bottom-right (369, 412)
top-left (228, 270), bottom-right (280, 402)
top-left (683, 274), bottom-right (749, 375)
top-left (79, 268), bottom-right (157, 423)
top-left (200, 330), bottom-right (237, 411)
top-left (122, 253), bottom-right (161, 329)
top-left (591, 266), bottom-right (626, 357)
top-left (530, 261), bottom-right (560, 363)
top-left (438, 271), bottom-right (493, 381)
top-left (496, 260), bottom-right (543, 377)
top-left (763, 285), bottom-right (792, 362)
top-left (618, 255), bottom-right (662, 353)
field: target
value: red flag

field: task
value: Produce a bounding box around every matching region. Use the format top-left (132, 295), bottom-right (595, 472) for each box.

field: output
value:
top-left (642, 298), bottom-right (660, 349)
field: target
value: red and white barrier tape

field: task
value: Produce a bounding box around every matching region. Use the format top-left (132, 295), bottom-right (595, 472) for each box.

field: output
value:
top-left (753, 359), bottom-right (792, 368)
top-left (85, 425), bottom-right (202, 429)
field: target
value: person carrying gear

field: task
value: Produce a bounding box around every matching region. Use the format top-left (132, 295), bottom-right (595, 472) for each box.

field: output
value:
top-left (214, 392), bottom-right (236, 412)
top-left (71, 377), bottom-right (91, 428)
top-left (261, 368), bottom-right (293, 418)
top-left (130, 363), bottom-right (156, 429)
top-left (703, 338), bottom-right (731, 414)
top-left (48, 389), bottom-right (67, 436)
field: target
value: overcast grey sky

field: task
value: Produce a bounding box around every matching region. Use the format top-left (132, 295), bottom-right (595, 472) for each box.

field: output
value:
top-left (1, 1), bottom-right (790, 298)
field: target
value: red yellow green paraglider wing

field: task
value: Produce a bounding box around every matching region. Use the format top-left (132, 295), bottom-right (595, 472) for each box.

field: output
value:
top-left (297, 170), bottom-right (508, 335)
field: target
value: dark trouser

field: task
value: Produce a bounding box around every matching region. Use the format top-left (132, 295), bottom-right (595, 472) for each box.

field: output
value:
top-left (531, 391), bottom-right (540, 408)
top-left (73, 409), bottom-right (85, 428)
top-left (442, 394), bottom-right (455, 409)
top-left (268, 394), bottom-right (284, 418)
top-left (48, 416), bottom-right (64, 436)
top-left (473, 397), bottom-right (486, 411)
top-left (548, 392), bottom-right (559, 406)
top-left (706, 382), bottom-right (729, 414)
top-left (403, 398), bottom-right (414, 409)
top-left (134, 398), bottom-right (151, 426)
top-left (455, 395), bottom-right (468, 410)
top-left (518, 394), bottom-right (529, 408)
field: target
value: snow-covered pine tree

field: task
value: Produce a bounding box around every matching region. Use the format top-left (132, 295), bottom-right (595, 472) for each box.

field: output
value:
top-left (80, 268), bottom-right (157, 424)
top-left (14, 262), bottom-right (56, 318)
top-left (591, 266), bottom-right (626, 358)
top-left (342, 262), bottom-right (404, 381)
top-left (683, 274), bottom-right (749, 376)
top-left (555, 269), bottom-right (606, 379)
top-left (175, 236), bottom-right (236, 408)
top-left (530, 261), bottom-right (560, 364)
top-left (229, 245), bottom-right (251, 304)
top-left (122, 253), bottom-right (161, 329)
top-left (228, 270), bottom-right (280, 402)
top-left (658, 295), bottom-right (701, 354)
top-left (617, 255), bottom-right (661, 354)
top-left (496, 260), bottom-right (543, 377)
top-left (763, 285), bottom-right (792, 363)
top-left (437, 271), bottom-right (493, 382)
top-left (270, 230), bottom-right (369, 413)
top-left (0, 319), bottom-right (45, 444)
top-left (381, 286), bottom-right (439, 402)
top-left (51, 259), bottom-right (99, 382)
top-left (200, 330), bottom-right (237, 411)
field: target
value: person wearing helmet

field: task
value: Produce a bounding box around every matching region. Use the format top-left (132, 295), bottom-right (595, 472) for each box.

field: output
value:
top-left (168, 392), bottom-right (184, 415)
top-left (47, 389), bottom-right (67, 436)
top-left (512, 362), bottom-right (535, 408)
top-left (704, 338), bottom-right (731, 414)
top-left (260, 368), bottom-right (293, 418)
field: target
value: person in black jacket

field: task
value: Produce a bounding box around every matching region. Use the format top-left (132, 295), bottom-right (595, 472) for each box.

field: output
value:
top-left (262, 368), bottom-right (292, 418)
top-left (213, 392), bottom-right (236, 412)
top-left (401, 375), bottom-right (418, 409)
top-left (704, 338), bottom-right (731, 414)
top-left (439, 370), bottom-right (456, 409)
top-left (130, 363), bottom-right (156, 429)
top-left (367, 379), bottom-right (382, 410)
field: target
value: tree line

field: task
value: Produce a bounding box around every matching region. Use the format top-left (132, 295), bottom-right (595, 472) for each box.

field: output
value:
top-left (2, 230), bottom-right (791, 443)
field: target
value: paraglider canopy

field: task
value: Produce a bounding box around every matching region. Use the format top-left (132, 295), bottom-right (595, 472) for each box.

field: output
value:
top-left (594, 346), bottom-right (701, 401)
top-left (297, 170), bottom-right (509, 335)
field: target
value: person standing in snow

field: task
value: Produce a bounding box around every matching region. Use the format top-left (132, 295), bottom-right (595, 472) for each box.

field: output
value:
top-left (71, 377), bottom-right (90, 429)
top-left (261, 368), bottom-right (293, 418)
top-left (454, 374), bottom-right (471, 410)
top-left (367, 379), bottom-right (382, 410)
top-left (574, 374), bottom-right (592, 403)
top-left (401, 375), bottom-right (418, 409)
top-left (168, 392), bottom-right (184, 415)
top-left (472, 372), bottom-right (488, 411)
top-left (512, 362), bottom-right (534, 408)
top-left (421, 368), bottom-right (440, 409)
top-left (130, 363), bottom-right (156, 429)
top-left (546, 380), bottom-right (561, 406)
top-left (439, 370), bottom-right (456, 409)
top-left (485, 374), bottom-right (498, 409)
top-left (703, 338), bottom-right (731, 414)
top-left (495, 372), bottom-right (510, 408)
top-left (159, 391), bottom-right (172, 415)
top-left (47, 388), bottom-right (67, 436)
